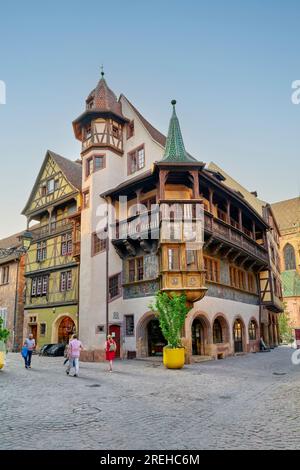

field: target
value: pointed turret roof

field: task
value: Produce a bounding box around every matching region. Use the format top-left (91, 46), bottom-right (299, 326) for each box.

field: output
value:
top-left (162, 100), bottom-right (194, 162)
top-left (86, 71), bottom-right (124, 120)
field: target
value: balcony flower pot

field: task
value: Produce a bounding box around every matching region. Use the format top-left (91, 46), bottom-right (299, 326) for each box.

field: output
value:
top-left (163, 346), bottom-right (185, 369)
top-left (150, 292), bottom-right (191, 370)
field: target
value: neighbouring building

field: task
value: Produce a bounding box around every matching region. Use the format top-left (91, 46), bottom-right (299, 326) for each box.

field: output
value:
top-left (272, 197), bottom-right (300, 333)
top-left (0, 232), bottom-right (26, 351)
top-left (207, 162), bottom-right (284, 347)
top-left (22, 150), bottom-right (82, 349)
top-left (73, 73), bottom-right (272, 362)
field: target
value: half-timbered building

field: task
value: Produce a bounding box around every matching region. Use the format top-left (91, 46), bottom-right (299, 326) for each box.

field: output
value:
top-left (22, 151), bottom-right (82, 348)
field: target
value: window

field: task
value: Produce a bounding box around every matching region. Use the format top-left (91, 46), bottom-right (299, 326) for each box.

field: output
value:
top-left (204, 256), bottom-right (220, 283)
top-left (47, 178), bottom-right (55, 194)
top-left (112, 125), bottom-right (119, 138)
top-left (247, 273), bottom-right (256, 293)
top-left (1, 266), bottom-right (10, 285)
top-left (54, 179), bottom-right (59, 191)
top-left (168, 247), bottom-right (180, 270)
top-left (82, 190), bottom-right (90, 209)
top-left (29, 316), bottom-right (37, 323)
top-left (186, 250), bottom-right (198, 270)
top-left (86, 155), bottom-right (105, 177)
top-left (0, 308), bottom-right (7, 328)
top-left (137, 257), bottom-right (144, 281)
top-left (92, 232), bottom-right (107, 256)
top-left (37, 241), bottom-right (47, 262)
top-left (60, 271), bottom-right (72, 292)
top-left (127, 120), bottom-right (134, 139)
top-left (230, 266), bottom-right (248, 291)
top-left (140, 196), bottom-right (156, 212)
top-left (284, 243), bottom-right (296, 270)
top-left (213, 319), bottom-right (223, 344)
top-left (128, 146), bottom-right (145, 175)
top-left (61, 233), bottom-right (72, 256)
top-left (125, 315), bottom-right (134, 336)
top-left (128, 259), bottom-right (136, 282)
top-left (249, 320), bottom-right (257, 340)
top-left (85, 124), bottom-right (92, 139)
top-left (40, 323), bottom-right (46, 336)
top-left (41, 184), bottom-right (47, 196)
top-left (109, 273), bottom-right (122, 301)
top-left (31, 275), bottom-right (48, 297)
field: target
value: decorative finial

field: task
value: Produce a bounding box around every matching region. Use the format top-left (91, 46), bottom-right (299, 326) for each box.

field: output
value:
top-left (101, 64), bottom-right (105, 78)
top-left (171, 99), bottom-right (177, 107)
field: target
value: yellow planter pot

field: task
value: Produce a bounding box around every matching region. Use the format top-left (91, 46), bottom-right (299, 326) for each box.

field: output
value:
top-left (163, 347), bottom-right (185, 369)
top-left (0, 351), bottom-right (6, 370)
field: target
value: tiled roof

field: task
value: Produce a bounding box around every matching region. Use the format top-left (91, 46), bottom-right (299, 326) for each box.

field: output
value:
top-left (22, 150), bottom-right (82, 215)
top-left (121, 95), bottom-right (166, 147)
top-left (162, 101), bottom-right (195, 163)
top-left (87, 76), bottom-right (125, 120)
top-left (271, 197), bottom-right (300, 231)
top-left (48, 151), bottom-right (82, 191)
top-left (0, 231), bottom-right (23, 264)
top-left (281, 270), bottom-right (300, 297)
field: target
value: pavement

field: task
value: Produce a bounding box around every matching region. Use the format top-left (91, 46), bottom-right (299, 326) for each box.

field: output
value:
top-left (1, 346), bottom-right (300, 450)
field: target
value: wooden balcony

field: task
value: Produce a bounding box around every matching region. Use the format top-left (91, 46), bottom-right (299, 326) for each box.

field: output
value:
top-left (30, 218), bottom-right (73, 240)
top-left (204, 212), bottom-right (269, 265)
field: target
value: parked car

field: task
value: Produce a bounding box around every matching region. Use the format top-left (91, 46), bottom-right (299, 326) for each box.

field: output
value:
top-left (39, 344), bottom-right (55, 356)
top-left (45, 343), bottom-right (65, 357)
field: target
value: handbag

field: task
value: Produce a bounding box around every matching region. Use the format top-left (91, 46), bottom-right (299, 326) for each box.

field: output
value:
top-left (21, 346), bottom-right (28, 359)
top-left (109, 342), bottom-right (116, 352)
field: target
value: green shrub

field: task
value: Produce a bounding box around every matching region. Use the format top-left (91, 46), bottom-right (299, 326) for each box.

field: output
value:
top-left (150, 292), bottom-right (191, 349)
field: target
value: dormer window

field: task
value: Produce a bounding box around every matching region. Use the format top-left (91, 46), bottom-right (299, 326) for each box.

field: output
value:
top-left (127, 120), bottom-right (134, 139)
top-left (87, 99), bottom-right (94, 110)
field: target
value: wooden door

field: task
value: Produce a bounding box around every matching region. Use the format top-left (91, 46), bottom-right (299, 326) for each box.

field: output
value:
top-left (109, 325), bottom-right (121, 358)
top-left (30, 325), bottom-right (37, 344)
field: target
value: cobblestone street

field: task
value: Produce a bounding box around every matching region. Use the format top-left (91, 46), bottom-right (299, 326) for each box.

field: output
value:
top-left (1, 346), bottom-right (300, 450)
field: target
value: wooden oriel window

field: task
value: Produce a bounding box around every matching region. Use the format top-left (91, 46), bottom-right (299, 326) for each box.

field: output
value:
top-left (1, 266), bottom-right (10, 285)
top-left (186, 250), bottom-right (198, 271)
top-left (82, 190), bottom-right (90, 209)
top-left (109, 273), bottom-right (122, 301)
top-left (168, 247), bottom-right (180, 271)
top-left (86, 155), bottom-right (105, 177)
top-left (61, 233), bottom-right (72, 256)
top-left (127, 120), bottom-right (134, 139)
top-left (128, 145), bottom-right (145, 175)
top-left (92, 232), bottom-right (107, 256)
top-left (140, 196), bottom-right (157, 212)
top-left (125, 315), bottom-right (135, 336)
top-left (37, 241), bottom-right (47, 262)
top-left (204, 256), bottom-right (220, 283)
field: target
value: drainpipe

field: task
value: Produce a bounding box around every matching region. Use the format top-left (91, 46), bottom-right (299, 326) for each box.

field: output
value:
top-left (13, 257), bottom-right (20, 352)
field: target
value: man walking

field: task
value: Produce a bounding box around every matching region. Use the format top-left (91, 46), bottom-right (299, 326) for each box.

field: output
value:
top-left (24, 334), bottom-right (36, 369)
top-left (66, 334), bottom-right (83, 377)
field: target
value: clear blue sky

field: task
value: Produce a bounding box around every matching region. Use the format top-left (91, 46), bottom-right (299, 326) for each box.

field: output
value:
top-left (0, 0), bottom-right (299, 239)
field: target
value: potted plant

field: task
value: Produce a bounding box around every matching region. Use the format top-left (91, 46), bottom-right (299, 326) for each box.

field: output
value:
top-left (0, 317), bottom-right (10, 370)
top-left (151, 292), bottom-right (191, 369)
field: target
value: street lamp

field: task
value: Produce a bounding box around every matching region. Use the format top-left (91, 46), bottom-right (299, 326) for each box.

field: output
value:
top-left (0, 231), bottom-right (33, 259)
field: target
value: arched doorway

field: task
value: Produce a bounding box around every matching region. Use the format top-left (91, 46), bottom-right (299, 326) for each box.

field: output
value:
top-left (147, 319), bottom-right (167, 357)
top-left (192, 318), bottom-right (207, 355)
top-left (58, 317), bottom-right (76, 344)
top-left (233, 319), bottom-right (244, 353)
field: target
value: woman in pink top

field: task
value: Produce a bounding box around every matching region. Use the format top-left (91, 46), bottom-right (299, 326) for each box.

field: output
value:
top-left (66, 334), bottom-right (83, 377)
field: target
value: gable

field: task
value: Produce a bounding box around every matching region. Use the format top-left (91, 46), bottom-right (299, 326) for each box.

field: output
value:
top-left (23, 153), bottom-right (80, 216)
